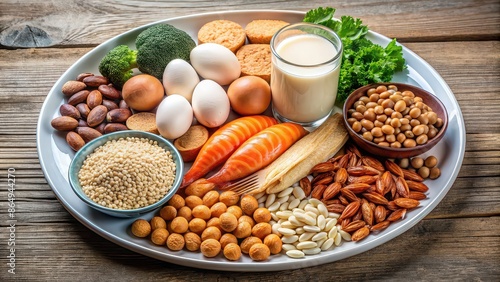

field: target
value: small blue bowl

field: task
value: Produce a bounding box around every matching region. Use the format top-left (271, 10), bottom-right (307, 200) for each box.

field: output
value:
top-left (68, 130), bottom-right (184, 218)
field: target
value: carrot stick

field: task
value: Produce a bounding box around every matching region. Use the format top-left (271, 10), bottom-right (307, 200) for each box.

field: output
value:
top-left (180, 115), bottom-right (277, 188)
top-left (207, 122), bottom-right (308, 185)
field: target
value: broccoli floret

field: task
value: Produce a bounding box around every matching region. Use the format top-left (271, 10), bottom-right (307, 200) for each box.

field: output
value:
top-left (98, 45), bottom-right (138, 88)
top-left (135, 24), bottom-right (196, 80)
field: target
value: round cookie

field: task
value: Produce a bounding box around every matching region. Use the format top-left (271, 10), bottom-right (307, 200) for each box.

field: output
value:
top-left (236, 44), bottom-right (271, 83)
top-left (245, 20), bottom-right (289, 44)
top-left (198, 20), bottom-right (246, 53)
top-left (126, 112), bottom-right (159, 134)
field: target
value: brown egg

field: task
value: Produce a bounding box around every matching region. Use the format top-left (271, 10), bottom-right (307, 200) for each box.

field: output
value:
top-left (227, 76), bottom-right (271, 116)
top-left (122, 74), bottom-right (164, 111)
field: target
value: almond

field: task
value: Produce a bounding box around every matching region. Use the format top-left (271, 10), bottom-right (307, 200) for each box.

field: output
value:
top-left (67, 90), bottom-right (90, 106)
top-left (374, 205), bottom-right (387, 223)
top-left (87, 105), bottom-right (108, 127)
top-left (104, 123), bottom-right (129, 134)
top-left (62, 80), bottom-right (86, 96)
top-left (375, 178), bottom-right (385, 195)
top-left (387, 208), bottom-right (407, 222)
top-left (381, 171), bottom-right (396, 195)
top-left (406, 180), bottom-right (429, 192)
top-left (340, 188), bottom-right (358, 202)
top-left (106, 108), bottom-right (132, 123)
top-left (339, 201), bottom-right (360, 221)
top-left (343, 183), bottom-right (371, 194)
top-left (394, 198), bottom-right (420, 209)
top-left (76, 127), bottom-right (102, 143)
top-left (338, 153), bottom-right (349, 168)
top-left (409, 191), bottom-right (427, 200)
top-left (311, 184), bottom-right (327, 199)
top-left (299, 177), bottom-right (312, 197)
top-left (352, 208), bottom-right (363, 221)
top-left (347, 165), bottom-right (381, 176)
top-left (59, 104), bottom-right (81, 119)
top-left (348, 175), bottom-right (378, 185)
top-left (76, 72), bottom-right (94, 82)
top-left (334, 167), bottom-right (348, 184)
top-left (362, 192), bottom-right (389, 205)
top-left (83, 75), bottom-right (109, 87)
top-left (361, 201), bottom-right (374, 226)
top-left (362, 156), bottom-right (385, 172)
top-left (351, 226), bottom-right (370, 241)
top-left (310, 162), bottom-right (337, 173)
top-left (385, 160), bottom-right (404, 178)
top-left (312, 174), bottom-right (333, 186)
top-left (386, 201), bottom-right (399, 211)
top-left (102, 99), bottom-right (119, 111)
top-left (76, 103), bottom-right (90, 119)
top-left (87, 90), bottom-right (103, 109)
top-left (94, 122), bottom-right (106, 134)
top-left (346, 143), bottom-right (362, 158)
top-left (322, 182), bottom-right (341, 200)
top-left (98, 84), bottom-right (121, 99)
top-left (402, 168), bottom-right (425, 182)
top-left (370, 220), bottom-right (390, 232)
top-left (395, 176), bottom-right (410, 198)
top-left (66, 131), bottom-right (85, 151)
top-left (51, 116), bottom-right (78, 131)
top-left (326, 203), bottom-right (345, 214)
top-left (342, 219), bottom-right (366, 233)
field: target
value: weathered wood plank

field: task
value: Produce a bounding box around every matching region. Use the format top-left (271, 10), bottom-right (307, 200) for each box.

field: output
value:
top-left (1, 0), bottom-right (499, 48)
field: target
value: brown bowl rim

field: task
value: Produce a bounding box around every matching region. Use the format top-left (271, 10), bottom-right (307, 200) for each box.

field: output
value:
top-left (342, 82), bottom-right (449, 156)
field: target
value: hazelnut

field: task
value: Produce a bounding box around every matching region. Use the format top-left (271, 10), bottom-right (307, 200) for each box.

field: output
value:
top-left (210, 202), bottom-right (227, 218)
top-left (177, 206), bottom-right (193, 221)
top-left (159, 205), bottom-right (177, 221)
top-left (150, 216), bottom-right (167, 231)
top-left (240, 195), bottom-right (259, 216)
top-left (188, 218), bottom-right (207, 234)
top-left (151, 228), bottom-right (169, 245)
top-left (201, 226), bottom-right (222, 241)
top-left (219, 212), bottom-right (238, 232)
top-left (219, 233), bottom-right (238, 249)
top-left (264, 234), bottom-right (282, 255)
top-left (202, 190), bottom-right (220, 208)
top-left (233, 221), bottom-right (252, 239)
top-left (238, 215), bottom-right (256, 228)
top-left (166, 233), bottom-right (185, 251)
top-left (200, 238), bottom-right (221, 258)
top-left (251, 222), bottom-right (272, 240)
top-left (192, 205), bottom-right (211, 220)
top-left (185, 195), bottom-right (203, 209)
top-left (168, 194), bottom-right (185, 210)
top-left (240, 236), bottom-right (262, 254)
top-left (223, 243), bottom-right (242, 261)
top-left (219, 191), bottom-right (240, 206)
top-left (226, 205), bottom-right (243, 219)
top-left (185, 178), bottom-right (216, 198)
top-left (184, 232), bottom-right (202, 252)
top-left (249, 243), bottom-right (270, 261)
top-left (252, 207), bottom-right (271, 223)
top-left (131, 219), bottom-right (151, 238)
top-left (170, 216), bottom-right (189, 234)
top-left (206, 217), bottom-right (222, 231)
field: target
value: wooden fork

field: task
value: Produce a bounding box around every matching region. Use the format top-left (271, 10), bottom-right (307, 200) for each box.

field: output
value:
top-left (222, 168), bottom-right (269, 195)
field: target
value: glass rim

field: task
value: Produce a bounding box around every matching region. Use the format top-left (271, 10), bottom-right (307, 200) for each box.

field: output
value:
top-left (270, 22), bottom-right (343, 68)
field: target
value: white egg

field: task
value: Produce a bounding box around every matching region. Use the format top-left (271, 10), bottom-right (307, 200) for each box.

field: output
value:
top-left (190, 43), bottom-right (241, 85)
top-left (156, 94), bottom-right (193, 139)
top-left (162, 59), bottom-right (200, 102)
top-left (192, 80), bottom-right (230, 128)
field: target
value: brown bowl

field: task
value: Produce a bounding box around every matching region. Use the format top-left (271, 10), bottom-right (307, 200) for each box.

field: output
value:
top-left (342, 82), bottom-right (448, 159)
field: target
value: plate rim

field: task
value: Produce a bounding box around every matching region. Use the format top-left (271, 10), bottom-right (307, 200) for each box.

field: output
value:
top-left (36, 9), bottom-right (466, 272)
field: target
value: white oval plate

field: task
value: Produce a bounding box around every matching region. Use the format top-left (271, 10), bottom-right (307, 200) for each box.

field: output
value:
top-left (37, 10), bottom-right (466, 271)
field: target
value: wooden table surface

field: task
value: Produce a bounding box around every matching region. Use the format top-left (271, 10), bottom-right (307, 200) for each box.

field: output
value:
top-left (1, 0), bottom-right (499, 281)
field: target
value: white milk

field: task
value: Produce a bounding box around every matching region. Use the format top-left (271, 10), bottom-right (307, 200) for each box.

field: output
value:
top-left (271, 33), bottom-right (341, 124)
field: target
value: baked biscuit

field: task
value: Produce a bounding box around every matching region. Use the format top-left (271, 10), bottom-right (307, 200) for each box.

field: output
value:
top-left (245, 20), bottom-right (289, 44)
top-left (236, 44), bottom-right (271, 83)
top-left (198, 20), bottom-right (246, 53)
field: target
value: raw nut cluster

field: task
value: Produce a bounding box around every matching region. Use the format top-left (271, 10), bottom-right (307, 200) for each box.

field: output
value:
top-left (396, 155), bottom-right (441, 180)
top-left (51, 73), bottom-right (131, 151)
top-left (301, 143), bottom-right (429, 242)
top-left (255, 187), bottom-right (345, 259)
top-left (131, 179), bottom-right (279, 262)
top-left (347, 84), bottom-right (444, 148)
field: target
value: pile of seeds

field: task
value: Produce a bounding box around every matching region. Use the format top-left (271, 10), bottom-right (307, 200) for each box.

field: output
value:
top-left (78, 137), bottom-right (176, 209)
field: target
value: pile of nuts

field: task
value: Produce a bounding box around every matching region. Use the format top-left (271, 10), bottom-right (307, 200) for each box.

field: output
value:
top-left (347, 84), bottom-right (444, 148)
top-left (131, 179), bottom-right (281, 261)
top-left (51, 73), bottom-right (131, 151)
top-left (298, 143), bottom-right (430, 242)
top-left (396, 155), bottom-right (441, 180)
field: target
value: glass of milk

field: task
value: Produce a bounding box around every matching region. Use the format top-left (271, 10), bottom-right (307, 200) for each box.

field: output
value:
top-left (270, 22), bottom-right (343, 127)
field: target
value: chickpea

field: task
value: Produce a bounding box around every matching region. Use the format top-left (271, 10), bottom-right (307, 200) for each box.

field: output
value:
top-left (351, 111), bottom-right (364, 121)
top-left (403, 139), bottom-right (417, 148)
top-left (219, 212), bottom-right (239, 232)
top-left (381, 99), bottom-right (395, 109)
top-left (429, 167), bottom-right (441, 179)
top-left (376, 85), bottom-right (388, 94)
top-left (168, 194), bottom-right (185, 210)
top-left (362, 131), bottom-right (374, 141)
top-left (131, 219), bottom-right (151, 238)
top-left (379, 91), bottom-right (391, 99)
top-left (381, 125), bottom-right (395, 135)
top-left (359, 96), bottom-right (370, 104)
top-left (264, 234), bottom-right (283, 255)
top-left (240, 236), bottom-right (262, 254)
top-left (201, 226), bottom-right (222, 241)
top-left (356, 104), bottom-right (367, 114)
top-left (386, 134), bottom-right (396, 143)
top-left (354, 100), bottom-right (365, 108)
top-left (233, 221), bottom-right (252, 239)
top-left (210, 202), bottom-right (227, 218)
top-left (428, 127), bottom-right (438, 139)
top-left (369, 93), bottom-right (379, 102)
top-left (374, 120), bottom-right (385, 128)
top-left (185, 195), bottom-right (203, 209)
top-left (200, 238), bottom-right (221, 258)
top-left (352, 121), bottom-right (362, 132)
top-left (367, 88), bottom-right (377, 95)
top-left (405, 130), bottom-right (415, 139)
top-left (371, 127), bottom-right (383, 138)
top-left (249, 243), bottom-right (271, 261)
top-left (184, 232), bottom-right (202, 252)
top-left (192, 205), bottom-right (211, 220)
top-left (150, 216), bottom-right (167, 231)
top-left (151, 228), bottom-right (169, 245)
top-left (170, 216), bottom-right (189, 234)
top-left (394, 100), bottom-right (406, 112)
top-left (361, 119), bottom-right (374, 130)
top-left (390, 141), bottom-right (402, 148)
top-left (238, 215), bottom-right (256, 228)
top-left (397, 158), bottom-right (410, 169)
top-left (435, 117), bottom-right (444, 128)
top-left (415, 101), bottom-right (425, 110)
top-left (219, 191), bottom-right (240, 207)
top-left (425, 156), bottom-right (438, 168)
top-left (397, 132), bottom-right (407, 143)
top-left (188, 218), bottom-right (207, 234)
top-left (347, 117), bottom-right (357, 126)
top-left (416, 134), bottom-right (428, 145)
top-left (374, 105), bottom-right (384, 115)
top-left (166, 233), bottom-right (185, 251)
top-left (400, 124), bottom-right (411, 132)
top-left (390, 118), bottom-right (402, 128)
top-left (185, 178), bottom-right (216, 197)
top-left (202, 190), bottom-right (220, 208)
top-left (226, 205), bottom-right (243, 219)
top-left (240, 195), bottom-right (259, 216)
top-left (402, 90), bottom-right (415, 98)
top-left (409, 107), bottom-right (421, 119)
top-left (412, 125), bottom-right (426, 136)
top-left (251, 222), bottom-right (272, 240)
top-left (219, 233), bottom-right (238, 249)
top-left (378, 142), bottom-right (390, 147)
top-left (253, 207), bottom-right (271, 223)
top-left (373, 136), bottom-right (385, 144)
top-left (206, 217), bottom-right (222, 231)
top-left (348, 109), bottom-right (356, 116)
top-left (414, 96), bottom-right (423, 103)
top-left (410, 119), bottom-right (421, 127)
top-left (223, 243), bottom-right (242, 261)
top-left (159, 205), bottom-right (177, 221)
top-left (411, 157), bottom-right (424, 169)
top-left (418, 166), bottom-right (430, 179)
top-left (177, 206), bottom-right (193, 221)
top-left (384, 107), bottom-right (394, 116)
